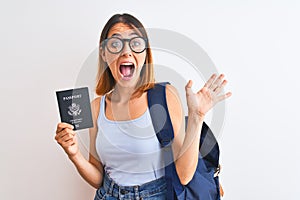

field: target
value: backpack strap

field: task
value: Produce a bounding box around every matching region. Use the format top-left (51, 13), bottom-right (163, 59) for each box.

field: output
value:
top-left (147, 82), bottom-right (184, 200)
top-left (147, 82), bottom-right (174, 146)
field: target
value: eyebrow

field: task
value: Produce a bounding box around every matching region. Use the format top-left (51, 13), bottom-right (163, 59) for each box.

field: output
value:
top-left (111, 32), bottom-right (139, 37)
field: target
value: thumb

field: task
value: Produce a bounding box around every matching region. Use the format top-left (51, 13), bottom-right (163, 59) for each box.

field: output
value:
top-left (185, 80), bottom-right (193, 91)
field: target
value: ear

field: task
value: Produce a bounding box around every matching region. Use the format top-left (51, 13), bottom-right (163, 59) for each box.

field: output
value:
top-left (100, 47), bottom-right (107, 62)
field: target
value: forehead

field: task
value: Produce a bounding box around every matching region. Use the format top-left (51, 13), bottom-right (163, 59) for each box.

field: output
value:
top-left (107, 23), bottom-right (142, 38)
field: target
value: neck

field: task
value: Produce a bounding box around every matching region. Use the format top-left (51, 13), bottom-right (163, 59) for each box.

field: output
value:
top-left (110, 85), bottom-right (137, 104)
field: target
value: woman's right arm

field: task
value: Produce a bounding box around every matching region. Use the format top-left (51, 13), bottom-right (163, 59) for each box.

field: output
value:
top-left (55, 97), bottom-right (104, 189)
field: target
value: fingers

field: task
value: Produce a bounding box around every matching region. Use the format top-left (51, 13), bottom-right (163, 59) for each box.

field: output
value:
top-left (55, 123), bottom-right (76, 145)
top-left (55, 132), bottom-right (77, 152)
top-left (213, 79), bottom-right (227, 94)
top-left (185, 80), bottom-right (194, 96)
top-left (204, 73), bottom-right (232, 102)
top-left (56, 122), bottom-right (74, 134)
top-left (55, 126), bottom-right (74, 138)
top-left (55, 131), bottom-right (74, 142)
top-left (187, 74), bottom-right (231, 99)
top-left (210, 74), bottom-right (224, 91)
top-left (204, 74), bottom-right (217, 88)
top-left (217, 92), bottom-right (232, 102)
top-left (185, 80), bottom-right (193, 90)
top-left (60, 136), bottom-right (76, 148)
top-left (204, 74), bottom-right (229, 95)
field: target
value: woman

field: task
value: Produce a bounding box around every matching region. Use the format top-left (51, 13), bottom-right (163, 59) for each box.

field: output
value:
top-left (55, 13), bottom-right (231, 200)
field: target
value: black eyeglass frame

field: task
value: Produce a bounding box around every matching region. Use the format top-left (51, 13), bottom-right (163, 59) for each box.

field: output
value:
top-left (101, 36), bottom-right (148, 54)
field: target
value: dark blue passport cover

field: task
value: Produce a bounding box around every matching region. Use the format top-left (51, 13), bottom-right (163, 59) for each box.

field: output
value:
top-left (56, 87), bottom-right (93, 130)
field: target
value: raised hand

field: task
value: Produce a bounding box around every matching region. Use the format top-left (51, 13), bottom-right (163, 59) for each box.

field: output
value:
top-left (55, 123), bottom-right (79, 158)
top-left (185, 74), bottom-right (232, 118)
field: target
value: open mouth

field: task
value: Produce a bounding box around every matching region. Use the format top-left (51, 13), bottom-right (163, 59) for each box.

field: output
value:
top-left (119, 62), bottom-right (135, 79)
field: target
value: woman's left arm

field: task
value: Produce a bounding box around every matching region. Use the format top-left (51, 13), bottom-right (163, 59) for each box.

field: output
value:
top-left (166, 74), bottom-right (231, 185)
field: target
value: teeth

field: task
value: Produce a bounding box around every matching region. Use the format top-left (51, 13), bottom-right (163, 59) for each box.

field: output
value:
top-left (121, 62), bottom-right (133, 66)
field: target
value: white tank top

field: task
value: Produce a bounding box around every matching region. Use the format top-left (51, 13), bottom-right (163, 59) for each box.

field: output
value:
top-left (95, 95), bottom-right (164, 186)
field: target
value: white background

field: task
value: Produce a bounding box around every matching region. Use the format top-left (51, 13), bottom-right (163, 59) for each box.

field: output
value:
top-left (1, 0), bottom-right (300, 200)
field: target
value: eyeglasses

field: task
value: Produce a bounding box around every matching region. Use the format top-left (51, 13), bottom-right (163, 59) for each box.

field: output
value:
top-left (102, 37), bottom-right (147, 54)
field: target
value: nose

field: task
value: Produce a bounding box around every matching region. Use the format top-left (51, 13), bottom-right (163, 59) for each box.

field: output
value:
top-left (121, 41), bottom-right (132, 57)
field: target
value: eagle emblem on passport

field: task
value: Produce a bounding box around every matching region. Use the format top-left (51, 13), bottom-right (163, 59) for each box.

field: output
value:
top-left (68, 103), bottom-right (82, 116)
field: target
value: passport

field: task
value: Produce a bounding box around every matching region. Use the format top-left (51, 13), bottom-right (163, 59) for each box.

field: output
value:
top-left (56, 87), bottom-right (93, 130)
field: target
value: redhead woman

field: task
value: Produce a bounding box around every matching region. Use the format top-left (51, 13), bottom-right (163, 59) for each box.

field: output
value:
top-left (55, 13), bottom-right (231, 200)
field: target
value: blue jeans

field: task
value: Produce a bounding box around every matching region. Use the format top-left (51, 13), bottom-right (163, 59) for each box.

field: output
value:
top-left (94, 174), bottom-right (166, 200)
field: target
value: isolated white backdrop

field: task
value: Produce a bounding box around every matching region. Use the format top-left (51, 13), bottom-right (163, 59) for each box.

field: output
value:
top-left (1, 0), bottom-right (299, 200)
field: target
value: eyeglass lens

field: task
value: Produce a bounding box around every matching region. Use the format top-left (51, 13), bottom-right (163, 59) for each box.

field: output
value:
top-left (105, 37), bottom-right (146, 54)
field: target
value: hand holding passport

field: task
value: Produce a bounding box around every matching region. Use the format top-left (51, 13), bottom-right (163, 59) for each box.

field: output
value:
top-left (56, 87), bottom-right (93, 130)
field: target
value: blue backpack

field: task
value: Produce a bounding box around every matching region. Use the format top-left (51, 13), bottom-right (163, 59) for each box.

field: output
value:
top-left (147, 83), bottom-right (222, 200)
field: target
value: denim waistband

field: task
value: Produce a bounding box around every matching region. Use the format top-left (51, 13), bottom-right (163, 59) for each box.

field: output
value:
top-left (103, 173), bottom-right (166, 199)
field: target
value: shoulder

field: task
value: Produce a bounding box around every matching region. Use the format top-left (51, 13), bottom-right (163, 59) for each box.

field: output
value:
top-left (165, 84), bottom-right (181, 105)
top-left (165, 84), bottom-right (182, 118)
top-left (89, 96), bottom-right (102, 137)
top-left (91, 96), bottom-right (103, 123)
top-left (91, 96), bottom-right (102, 111)
top-left (91, 96), bottom-right (102, 108)
top-left (149, 83), bottom-right (180, 106)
